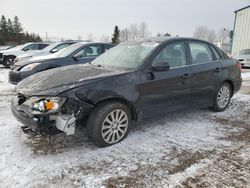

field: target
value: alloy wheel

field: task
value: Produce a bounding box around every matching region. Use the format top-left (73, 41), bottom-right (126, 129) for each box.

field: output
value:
top-left (101, 109), bottom-right (128, 144)
top-left (217, 85), bottom-right (230, 109)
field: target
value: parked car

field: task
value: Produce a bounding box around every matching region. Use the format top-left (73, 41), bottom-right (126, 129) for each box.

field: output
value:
top-left (233, 48), bottom-right (250, 68)
top-left (9, 42), bottom-right (114, 84)
top-left (0, 42), bottom-right (49, 68)
top-left (13, 41), bottom-right (78, 64)
top-left (0, 45), bottom-right (21, 65)
top-left (11, 37), bottom-right (242, 147)
top-left (0, 45), bottom-right (15, 50)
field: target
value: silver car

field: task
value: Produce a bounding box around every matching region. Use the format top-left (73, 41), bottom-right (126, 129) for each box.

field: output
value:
top-left (234, 49), bottom-right (250, 68)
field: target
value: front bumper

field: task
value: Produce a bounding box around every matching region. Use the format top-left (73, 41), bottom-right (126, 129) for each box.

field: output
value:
top-left (11, 96), bottom-right (63, 135)
top-left (11, 95), bottom-right (93, 136)
top-left (9, 69), bottom-right (33, 85)
top-left (0, 53), bottom-right (3, 63)
top-left (0, 55), bottom-right (4, 63)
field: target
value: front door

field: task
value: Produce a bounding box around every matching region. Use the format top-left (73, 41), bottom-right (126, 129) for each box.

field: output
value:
top-left (71, 45), bottom-right (103, 64)
top-left (138, 41), bottom-right (192, 119)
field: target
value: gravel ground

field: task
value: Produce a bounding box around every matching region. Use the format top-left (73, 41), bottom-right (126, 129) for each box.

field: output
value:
top-left (0, 66), bottom-right (249, 188)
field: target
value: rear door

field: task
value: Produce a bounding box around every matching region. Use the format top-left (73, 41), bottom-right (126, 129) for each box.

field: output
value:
top-left (188, 41), bottom-right (223, 107)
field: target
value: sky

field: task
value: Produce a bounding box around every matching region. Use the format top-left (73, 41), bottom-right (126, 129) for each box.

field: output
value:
top-left (0, 0), bottom-right (249, 41)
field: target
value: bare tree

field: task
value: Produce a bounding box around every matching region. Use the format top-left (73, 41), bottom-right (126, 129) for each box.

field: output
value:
top-left (87, 33), bottom-right (94, 41)
top-left (119, 22), bottom-right (151, 41)
top-left (129, 23), bottom-right (139, 39)
top-left (99, 35), bottom-right (110, 42)
top-left (193, 25), bottom-right (209, 40)
top-left (193, 25), bottom-right (217, 43)
top-left (77, 35), bottom-right (82, 41)
top-left (120, 28), bottom-right (131, 41)
top-left (139, 22), bottom-right (150, 38)
top-left (217, 28), bottom-right (229, 44)
top-left (207, 30), bottom-right (216, 43)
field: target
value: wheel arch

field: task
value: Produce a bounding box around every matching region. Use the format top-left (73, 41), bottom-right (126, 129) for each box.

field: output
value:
top-left (95, 97), bottom-right (137, 121)
top-left (223, 80), bottom-right (234, 97)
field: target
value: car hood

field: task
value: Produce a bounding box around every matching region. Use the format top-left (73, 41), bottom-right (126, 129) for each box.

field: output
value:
top-left (17, 50), bottom-right (41, 58)
top-left (14, 55), bottom-right (63, 67)
top-left (2, 48), bottom-right (22, 55)
top-left (16, 64), bottom-right (125, 96)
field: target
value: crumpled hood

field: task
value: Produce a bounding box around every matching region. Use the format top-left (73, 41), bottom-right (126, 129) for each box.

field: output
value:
top-left (16, 64), bottom-right (124, 96)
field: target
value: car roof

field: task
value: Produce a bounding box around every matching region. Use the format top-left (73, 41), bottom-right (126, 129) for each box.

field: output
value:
top-left (125, 36), bottom-right (213, 45)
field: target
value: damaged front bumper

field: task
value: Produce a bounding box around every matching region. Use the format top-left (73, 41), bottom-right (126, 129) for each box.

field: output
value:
top-left (11, 95), bottom-right (93, 136)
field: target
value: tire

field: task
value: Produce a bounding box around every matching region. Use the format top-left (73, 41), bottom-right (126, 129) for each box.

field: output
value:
top-left (210, 82), bottom-right (232, 112)
top-left (3, 56), bottom-right (15, 68)
top-left (87, 101), bottom-right (132, 147)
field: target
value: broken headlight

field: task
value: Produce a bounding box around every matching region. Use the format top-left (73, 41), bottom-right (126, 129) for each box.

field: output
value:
top-left (25, 97), bottom-right (66, 114)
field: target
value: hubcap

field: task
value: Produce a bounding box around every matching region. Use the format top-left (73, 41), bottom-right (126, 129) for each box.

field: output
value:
top-left (101, 109), bottom-right (128, 144)
top-left (6, 58), bottom-right (13, 66)
top-left (217, 85), bottom-right (230, 109)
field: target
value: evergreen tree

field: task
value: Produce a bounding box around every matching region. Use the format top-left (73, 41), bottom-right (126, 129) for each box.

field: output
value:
top-left (0, 14), bottom-right (42, 45)
top-left (13, 16), bottom-right (23, 34)
top-left (6, 19), bottom-right (14, 41)
top-left (0, 15), bottom-right (8, 44)
top-left (0, 15), bottom-right (7, 33)
top-left (111, 25), bottom-right (120, 44)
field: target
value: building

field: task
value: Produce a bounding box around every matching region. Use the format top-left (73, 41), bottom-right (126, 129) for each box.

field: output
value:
top-left (231, 5), bottom-right (250, 55)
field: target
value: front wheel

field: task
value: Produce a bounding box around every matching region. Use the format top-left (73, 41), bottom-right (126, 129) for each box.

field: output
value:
top-left (87, 102), bottom-right (132, 147)
top-left (210, 83), bottom-right (232, 112)
top-left (3, 56), bottom-right (15, 68)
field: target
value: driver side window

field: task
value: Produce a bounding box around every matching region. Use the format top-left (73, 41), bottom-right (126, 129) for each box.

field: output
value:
top-left (73, 45), bottom-right (102, 58)
top-left (153, 42), bottom-right (187, 69)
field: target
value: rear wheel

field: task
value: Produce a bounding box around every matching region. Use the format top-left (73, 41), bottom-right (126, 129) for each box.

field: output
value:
top-left (87, 102), bottom-right (131, 147)
top-left (210, 82), bottom-right (232, 112)
top-left (3, 56), bottom-right (15, 68)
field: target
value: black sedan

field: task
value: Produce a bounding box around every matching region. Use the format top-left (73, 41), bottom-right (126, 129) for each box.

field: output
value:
top-left (9, 42), bottom-right (114, 84)
top-left (11, 37), bottom-right (242, 147)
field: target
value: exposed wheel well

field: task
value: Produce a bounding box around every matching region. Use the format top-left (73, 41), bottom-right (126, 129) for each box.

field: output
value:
top-left (95, 98), bottom-right (137, 121)
top-left (224, 80), bottom-right (234, 97)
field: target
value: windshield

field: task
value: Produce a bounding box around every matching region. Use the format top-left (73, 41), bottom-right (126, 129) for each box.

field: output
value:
top-left (239, 49), bottom-right (250, 55)
top-left (41, 43), bottom-right (61, 52)
top-left (53, 42), bottom-right (86, 57)
top-left (92, 41), bottom-right (159, 70)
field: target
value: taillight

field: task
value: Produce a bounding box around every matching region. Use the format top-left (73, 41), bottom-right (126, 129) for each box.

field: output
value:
top-left (236, 61), bottom-right (241, 71)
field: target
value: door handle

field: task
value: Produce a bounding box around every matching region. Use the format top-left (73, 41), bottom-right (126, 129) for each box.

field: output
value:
top-left (146, 72), bottom-right (155, 80)
top-left (214, 67), bottom-right (222, 72)
top-left (181, 73), bottom-right (192, 78)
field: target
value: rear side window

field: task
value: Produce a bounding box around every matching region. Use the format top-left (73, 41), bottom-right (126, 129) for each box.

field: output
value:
top-left (189, 42), bottom-right (213, 64)
top-left (39, 44), bottom-right (48, 49)
top-left (73, 45), bottom-right (103, 58)
top-left (221, 50), bottom-right (230, 59)
top-left (23, 44), bottom-right (39, 51)
top-left (210, 45), bottom-right (221, 60)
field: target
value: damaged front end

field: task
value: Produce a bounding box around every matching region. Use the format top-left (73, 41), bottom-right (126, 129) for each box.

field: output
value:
top-left (11, 93), bottom-right (93, 136)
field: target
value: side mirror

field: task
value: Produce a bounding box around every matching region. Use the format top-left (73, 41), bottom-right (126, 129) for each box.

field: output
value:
top-left (151, 62), bottom-right (170, 72)
top-left (72, 56), bottom-right (78, 61)
top-left (51, 48), bottom-right (59, 53)
top-left (23, 48), bottom-right (29, 51)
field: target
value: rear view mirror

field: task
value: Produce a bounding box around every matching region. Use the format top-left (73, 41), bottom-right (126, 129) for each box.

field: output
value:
top-left (151, 62), bottom-right (170, 72)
